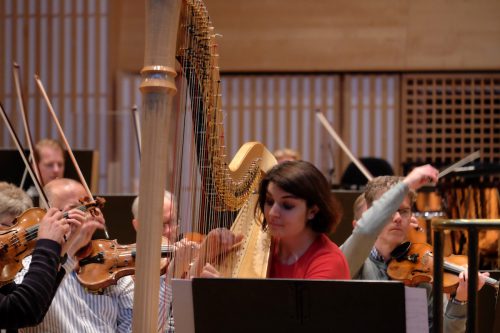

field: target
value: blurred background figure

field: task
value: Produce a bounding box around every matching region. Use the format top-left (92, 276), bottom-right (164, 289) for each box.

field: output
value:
top-left (131, 191), bottom-right (178, 243)
top-left (0, 181), bottom-right (33, 228)
top-left (273, 148), bottom-right (301, 164)
top-left (34, 139), bottom-right (65, 186)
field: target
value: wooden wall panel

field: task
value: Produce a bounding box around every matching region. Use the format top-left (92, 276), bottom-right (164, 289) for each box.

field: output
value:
top-left (116, 74), bottom-right (343, 189)
top-left (0, 0), bottom-right (111, 192)
top-left (3, 0), bottom-right (499, 194)
top-left (113, 0), bottom-right (500, 73)
top-left (221, 75), bottom-right (341, 180)
top-left (341, 75), bottom-right (400, 176)
top-left (113, 71), bottom-right (142, 194)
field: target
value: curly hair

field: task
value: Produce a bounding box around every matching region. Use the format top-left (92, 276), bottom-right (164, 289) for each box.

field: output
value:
top-left (0, 182), bottom-right (33, 220)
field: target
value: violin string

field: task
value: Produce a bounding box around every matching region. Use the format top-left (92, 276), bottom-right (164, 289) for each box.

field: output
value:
top-left (127, 245), bottom-right (174, 257)
top-left (5, 203), bottom-right (93, 250)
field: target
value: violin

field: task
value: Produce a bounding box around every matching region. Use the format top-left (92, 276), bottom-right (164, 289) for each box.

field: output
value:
top-left (0, 197), bottom-right (104, 286)
top-left (387, 242), bottom-right (499, 293)
top-left (76, 238), bottom-right (174, 293)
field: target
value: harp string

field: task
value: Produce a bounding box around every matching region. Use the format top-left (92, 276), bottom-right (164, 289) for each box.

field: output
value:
top-left (139, 1), bottom-right (276, 329)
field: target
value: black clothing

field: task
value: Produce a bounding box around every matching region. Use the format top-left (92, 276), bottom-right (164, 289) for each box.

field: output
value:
top-left (0, 239), bottom-right (65, 330)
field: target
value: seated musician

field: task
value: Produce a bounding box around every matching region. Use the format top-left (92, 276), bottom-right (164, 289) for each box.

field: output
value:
top-left (198, 160), bottom-right (350, 280)
top-left (273, 147), bottom-right (301, 164)
top-left (26, 139), bottom-right (65, 198)
top-left (340, 165), bottom-right (488, 333)
top-left (15, 178), bottom-right (140, 333)
top-left (131, 191), bottom-right (199, 333)
top-left (0, 182), bottom-right (82, 330)
top-left (132, 191), bottom-right (179, 243)
top-left (35, 139), bottom-right (65, 185)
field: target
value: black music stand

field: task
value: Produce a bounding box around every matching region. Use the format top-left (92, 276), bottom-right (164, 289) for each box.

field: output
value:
top-left (92, 194), bottom-right (137, 244)
top-left (330, 189), bottom-right (362, 246)
top-left (172, 278), bottom-right (428, 333)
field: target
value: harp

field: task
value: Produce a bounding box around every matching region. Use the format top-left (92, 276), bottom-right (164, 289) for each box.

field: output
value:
top-left (132, 0), bottom-right (276, 331)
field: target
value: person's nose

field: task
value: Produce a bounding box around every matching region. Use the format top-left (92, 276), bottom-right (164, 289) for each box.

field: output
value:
top-left (392, 211), bottom-right (402, 225)
top-left (269, 203), bottom-right (280, 217)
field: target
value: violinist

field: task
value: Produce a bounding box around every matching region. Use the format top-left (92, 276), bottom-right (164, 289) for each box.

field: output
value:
top-left (132, 191), bottom-right (200, 277)
top-left (132, 191), bottom-right (178, 242)
top-left (340, 165), bottom-right (488, 333)
top-left (26, 139), bottom-right (65, 198)
top-left (15, 178), bottom-right (135, 333)
top-left (352, 193), bottom-right (367, 223)
top-left (0, 182), bottom-right (33, 228)
top-left (131, 191), bottom-right (199, 333)
top-left (0, 182), bottom-right (77, 330)
top-left (35, 139), bottom-right (65, 186)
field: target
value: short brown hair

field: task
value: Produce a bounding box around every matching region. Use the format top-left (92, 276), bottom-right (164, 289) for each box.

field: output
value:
top-left (35, 138), bottom-right (65, 161)
top-left (364, 176), bottom-right (415, 207)
top-left (352, 193), bottom-right (366, 221)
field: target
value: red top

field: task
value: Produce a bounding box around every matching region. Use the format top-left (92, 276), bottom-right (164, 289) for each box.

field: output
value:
top-left (269, 234), bottom-right (350, 279)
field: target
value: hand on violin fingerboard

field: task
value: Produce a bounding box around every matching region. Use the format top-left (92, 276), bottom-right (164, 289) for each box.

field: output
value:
top-left (403, 164), bottom-right (439, 191)
top-left (38, 208), bottom-right (72, 245)
top-left (63, 211), bottom-right (105, 257)
top-left (454, 271), bottom-right (490, 302)
top-left (170, 239), bottom-right (200, 278)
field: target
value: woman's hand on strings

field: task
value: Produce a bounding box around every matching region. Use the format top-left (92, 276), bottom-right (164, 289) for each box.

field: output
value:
top-left (201, 228), bottom-right (244, 262)
top-left (188, 228), bottom-right (243, 278)
top-left (200, 263), bottom-right (221, 278)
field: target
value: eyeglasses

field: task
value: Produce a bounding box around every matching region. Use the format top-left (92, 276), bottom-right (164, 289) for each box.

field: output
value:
top-left (393, 208), bottom-right (412, 219)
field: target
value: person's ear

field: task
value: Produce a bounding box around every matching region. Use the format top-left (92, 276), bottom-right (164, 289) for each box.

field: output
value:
top-left (307, 205), bottom-right (319, 220)
top-left (132, 218), bottom-right (138, 231)
top-left (352, 219), bottom-right (358, 228)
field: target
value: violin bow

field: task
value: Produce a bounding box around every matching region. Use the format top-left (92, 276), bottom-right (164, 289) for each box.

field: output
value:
top-left (34, 75), bottom-right (110, 239)
top-left (131, 105), bottom-right (142, 157)
top-left (0, 102), bottom-right (50, 208)
top-left (12, 62), bottom-right (44, 189)
top-left (316, 110), bottom-right (374, 181)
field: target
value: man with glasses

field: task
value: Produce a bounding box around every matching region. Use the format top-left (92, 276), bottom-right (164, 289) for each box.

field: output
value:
top-left (340, 165), bottom-right (488, 332)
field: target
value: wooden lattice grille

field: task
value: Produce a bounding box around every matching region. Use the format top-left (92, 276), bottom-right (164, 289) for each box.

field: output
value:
top-left (401, 74), bottom-right (500, 167)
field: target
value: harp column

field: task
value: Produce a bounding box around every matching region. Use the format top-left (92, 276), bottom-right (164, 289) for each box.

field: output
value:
top-left (132, 0), bottom-right (181, 332)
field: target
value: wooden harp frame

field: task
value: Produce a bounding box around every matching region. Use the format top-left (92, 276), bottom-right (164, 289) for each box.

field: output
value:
top-left (132, 1), bottom-right (276, 331)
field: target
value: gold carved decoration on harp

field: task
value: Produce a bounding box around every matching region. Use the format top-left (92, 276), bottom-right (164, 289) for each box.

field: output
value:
top-left (132, 0), bottom-right (276, 331)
